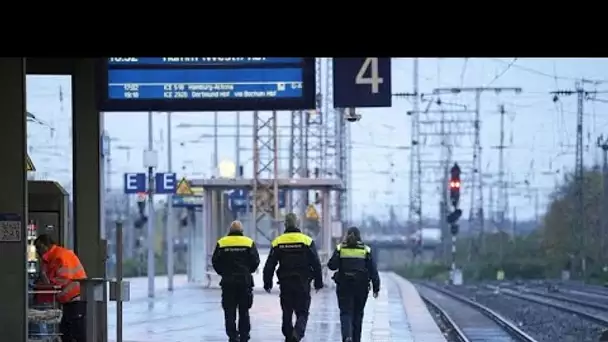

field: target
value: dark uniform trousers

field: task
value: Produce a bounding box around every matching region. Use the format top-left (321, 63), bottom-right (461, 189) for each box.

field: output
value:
top-left (60, 301), bottom-right (86, 342)
top-left (222, 283), bottom-right (253, 341)
top-left (337, 281), bottom-right (369, 342)
top-left (279, 277), bottom-right (311, 340)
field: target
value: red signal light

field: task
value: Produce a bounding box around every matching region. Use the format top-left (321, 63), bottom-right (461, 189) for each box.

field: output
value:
top-left (449, 180), bottom-right (461, 189)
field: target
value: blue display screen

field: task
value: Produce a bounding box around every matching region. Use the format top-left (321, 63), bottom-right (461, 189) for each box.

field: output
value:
top-left (97, 57), bottom-right (316, 112)
top-left (107, 57), bottom-right (304, 66)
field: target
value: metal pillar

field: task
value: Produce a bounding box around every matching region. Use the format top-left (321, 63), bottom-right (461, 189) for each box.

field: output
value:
top-left (471, 91), bottom-right (483, 252)
top-left (201, 190), bottom-right (214, 278)
top-left (252, 111), bottom-right (280, 242)
top-left (346, 118), bottom-right (353, 224)
top-left (551, 83), bottom-right (595, 275)
top-left (322, 59), bottom-right (341, 228)
top-left (298, 113), bottom-right (308, 217)
top-left (0, 58), bottom-right (27, 342)
top-left (236, 112), bottom-right (241, 177)
top-left (575, 82), bottom-right (585, 272)
top-left (439, 106), bottom-right (450, 260)
top-left (408, 58), bottom-right (422, 235)
top-left (598, 135), bottom-right (608, 262)
top-left (306, 59), bottom-right (325, 206)
top-left (145, 112), bottom-right (156, 298)
top-left (337, 108), bottom-right (348, 226)
top-left (288, 111), bottom-right (305, 213)
top-left (496, 104), bottom-right (508, 262)
top-left (451, 234), bottom-right (457, 276)
top-left (213, 111), bottom-right (219, 176)
top-left (72, 58), bottom-right (107, 342)
top-left (321, 188), bottom-right (332, 282)
top-left (166, 112), bottom-right (175, 291)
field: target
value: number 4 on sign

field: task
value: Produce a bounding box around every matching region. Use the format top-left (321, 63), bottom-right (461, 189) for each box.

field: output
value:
top-left (356, 57), bottom-right (384, 94)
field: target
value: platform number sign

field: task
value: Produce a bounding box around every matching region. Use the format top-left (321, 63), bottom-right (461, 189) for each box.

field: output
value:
top-left (356, 57), bottom-right (384, 94)
top-left (333, 57), bottom-right (392, 108)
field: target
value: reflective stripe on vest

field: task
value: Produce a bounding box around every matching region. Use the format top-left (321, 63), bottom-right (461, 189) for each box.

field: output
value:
top-left (271, 232), bottom-right (312, 247)
top-left (337, 244), bottom-right (371, 259)
top-left (218, 235), bottom-right (254, 248)
top-left (53, 248), bottom-right (87, 303)
top-left (58, 282), bottom-right (80, 303)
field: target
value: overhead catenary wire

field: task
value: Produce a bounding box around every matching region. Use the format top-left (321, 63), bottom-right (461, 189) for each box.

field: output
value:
top-left (489, 58), bottom-right (608, 84)
top-left (485, 58), bottom-right (519, 87)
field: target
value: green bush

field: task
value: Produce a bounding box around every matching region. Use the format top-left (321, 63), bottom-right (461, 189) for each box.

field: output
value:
top-left (394, 262), bottom-right (450, 281)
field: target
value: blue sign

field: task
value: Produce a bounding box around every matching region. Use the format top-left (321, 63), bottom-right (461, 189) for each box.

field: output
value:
top-left (333, 57), bottom-right (392, 108)
top-left (123, 173), bottom-right (146, 194)
top-left (229, 189), bottom-right (249, 212)
top-left (155, 173), bottom-right (176, 194)
top-left (172, 196), bottom-right (203, 208)
top-left (229, 189), bottom-right (286, 213)
top-left (98, 57), bottom-right (316, 112)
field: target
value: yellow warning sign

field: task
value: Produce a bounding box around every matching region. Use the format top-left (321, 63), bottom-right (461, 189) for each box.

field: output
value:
top-left (175, 177), bottom-right (193, 196)
top-left (26, 154), bottom-right (35, 171)
top-left (306, 204), bottom-right (319, 220)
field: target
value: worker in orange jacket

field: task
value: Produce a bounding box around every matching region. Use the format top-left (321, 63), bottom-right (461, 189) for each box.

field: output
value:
top-left (35, 234), bottom-right (88, 342)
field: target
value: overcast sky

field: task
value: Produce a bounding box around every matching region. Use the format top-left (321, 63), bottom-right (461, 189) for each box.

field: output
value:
top-left (25, 58), bottom-right (608, 224)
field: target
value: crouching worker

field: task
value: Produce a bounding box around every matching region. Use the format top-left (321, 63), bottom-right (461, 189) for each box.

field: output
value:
top-left (34, 234), bottom-right (88, 342)
top-left (212, 220), bottom-right (260, 342)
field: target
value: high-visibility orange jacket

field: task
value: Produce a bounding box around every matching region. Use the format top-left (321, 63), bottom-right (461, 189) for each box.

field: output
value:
top-left (41, 245), bottom-right (87, 303)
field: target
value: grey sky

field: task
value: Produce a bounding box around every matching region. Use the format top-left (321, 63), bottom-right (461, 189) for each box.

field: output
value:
top-left (25, 58), bottom-right (608, 223)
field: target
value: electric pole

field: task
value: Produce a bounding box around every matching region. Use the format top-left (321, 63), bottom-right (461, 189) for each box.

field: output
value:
top-left (597, 134), bottom-right (608, 262)
top-left (433, 87), bottom-right (521, 259)
top-left (496, 104), bottom-right (508, 264)
top-left (393, 87), bottom-right (419, 248)
top-left (551, 81), bottom-right (596, 276)
top-left (411, 58), bottom-right (421, 242)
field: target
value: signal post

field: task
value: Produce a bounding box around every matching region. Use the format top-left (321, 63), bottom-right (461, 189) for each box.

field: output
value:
top-left (447, 163), bottom-right (463, 285)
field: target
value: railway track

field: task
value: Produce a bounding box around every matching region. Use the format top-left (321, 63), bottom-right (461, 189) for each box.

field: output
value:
top-left (487, 284), bottom-right (608, 327)
top-left (417, 283), bottom-right (538, 342)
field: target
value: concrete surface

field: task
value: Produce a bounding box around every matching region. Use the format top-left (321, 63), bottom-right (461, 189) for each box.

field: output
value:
top-left (107, 273), bottom-right (434, 342)
top-left (106, 249), bottom-right (445, 341)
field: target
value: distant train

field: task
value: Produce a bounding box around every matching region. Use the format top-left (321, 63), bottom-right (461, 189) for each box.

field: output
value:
top-left (360, 228), bottom-right (442, 250)
top-left (408, 228), bottom-right (442, 249)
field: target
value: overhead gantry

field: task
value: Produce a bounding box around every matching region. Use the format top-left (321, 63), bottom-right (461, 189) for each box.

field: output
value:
top-left (191, 177), bottom-right (342, 286)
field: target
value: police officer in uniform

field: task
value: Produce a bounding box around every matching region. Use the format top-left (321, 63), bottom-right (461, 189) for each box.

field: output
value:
top-left (328, 227), bottom-right (380, 342)
top-left (212, 220), bottom-right (260, 342)
top-left (263, 213), bottom-right (324, 342)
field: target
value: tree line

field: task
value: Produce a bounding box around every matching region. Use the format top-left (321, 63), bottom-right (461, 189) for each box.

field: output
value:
top-left (399, 167), bottom-right (608, 283)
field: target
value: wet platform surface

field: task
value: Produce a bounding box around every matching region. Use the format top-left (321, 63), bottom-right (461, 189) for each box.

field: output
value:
top-left (107, 272), bottom-right (438, 342)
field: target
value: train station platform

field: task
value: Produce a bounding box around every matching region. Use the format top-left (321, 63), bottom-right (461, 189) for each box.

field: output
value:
top-left (108, 273), bottom-right (445, 342)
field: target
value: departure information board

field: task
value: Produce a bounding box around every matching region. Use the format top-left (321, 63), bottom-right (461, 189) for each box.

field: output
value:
top-left (97, 57), bottom-right (316, 112)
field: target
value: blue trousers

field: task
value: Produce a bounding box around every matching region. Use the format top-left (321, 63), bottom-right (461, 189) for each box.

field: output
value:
top-left (337, 284), bottom-right (368, 342)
